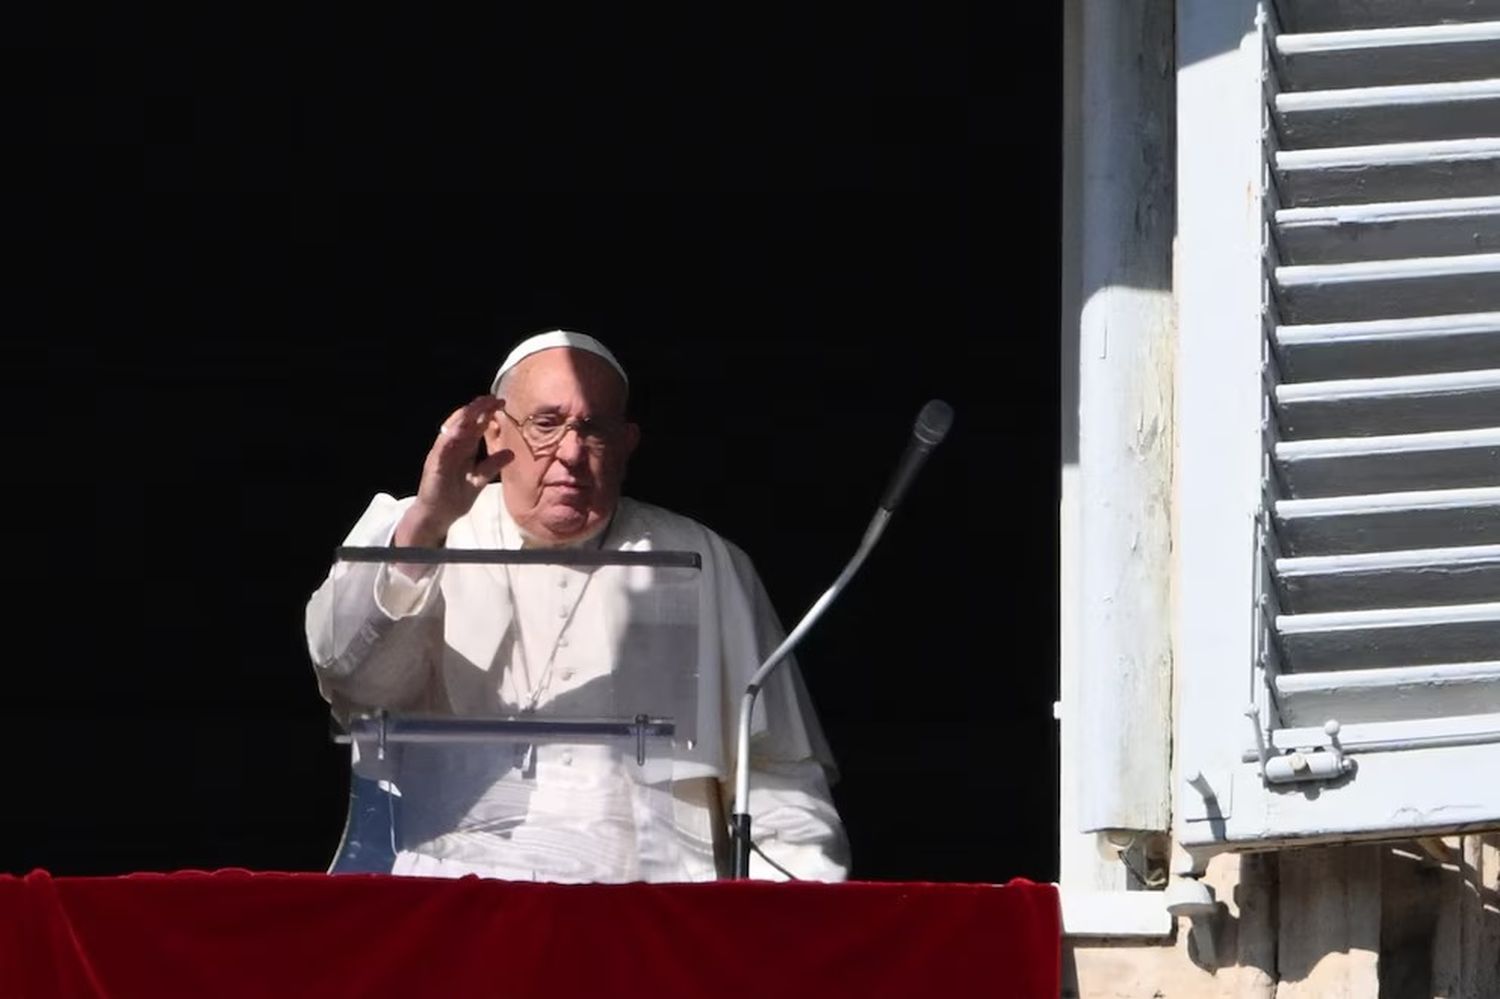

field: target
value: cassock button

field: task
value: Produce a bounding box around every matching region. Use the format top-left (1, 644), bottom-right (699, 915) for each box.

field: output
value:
top-left (558, 606), bottom-right (569, 618)
top-left (557, 637), bottom-right (569, 648)
top-left (559, 668), bottom-right (575, 681)
top-left (561, 750), bottom-right (574, 766)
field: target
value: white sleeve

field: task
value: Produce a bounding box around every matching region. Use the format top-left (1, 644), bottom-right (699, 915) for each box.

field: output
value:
top-left (304, 493), bottom-right (444, 713)
top-left (727, 758), bottom-right (851, 882)
top-left (710, 535), bottom-right (850, 881)
top-left (375, 562), bottom-right (442, 619)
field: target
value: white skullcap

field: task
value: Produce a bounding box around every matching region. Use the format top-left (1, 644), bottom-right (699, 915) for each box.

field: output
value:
top-left (490, 329), bottom-right (629, 395)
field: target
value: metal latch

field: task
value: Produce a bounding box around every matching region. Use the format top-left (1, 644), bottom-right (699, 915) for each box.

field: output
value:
top-left (1245, 708), bottom-right (1355, 786)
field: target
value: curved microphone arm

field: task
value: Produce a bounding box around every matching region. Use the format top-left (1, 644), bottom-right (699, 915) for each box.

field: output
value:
top-left (730, 509), bottom-right (890, 879)
top-left (728, 399), bottom-right (951, 880)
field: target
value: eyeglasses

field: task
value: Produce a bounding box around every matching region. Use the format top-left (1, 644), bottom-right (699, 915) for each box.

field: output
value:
top-left (500, 406), bottom-right (621, 455)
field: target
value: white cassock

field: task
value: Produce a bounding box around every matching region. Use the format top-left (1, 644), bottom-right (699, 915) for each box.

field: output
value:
top-left (305, 484), bottom-right (849, 882)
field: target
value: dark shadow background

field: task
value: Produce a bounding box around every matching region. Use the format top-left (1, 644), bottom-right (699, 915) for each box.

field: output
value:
top-left (12, 15), bottom-right (1061, 883)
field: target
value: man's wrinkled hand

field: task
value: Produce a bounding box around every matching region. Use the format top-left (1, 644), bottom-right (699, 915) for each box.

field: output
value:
top-left (394, 396), bottom-right (512, 547)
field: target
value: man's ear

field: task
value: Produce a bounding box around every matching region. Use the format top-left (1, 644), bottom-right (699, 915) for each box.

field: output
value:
top-left (482, 415), bottom-right (506, 456)
top-left (622, 421), bottom-right (641, 458)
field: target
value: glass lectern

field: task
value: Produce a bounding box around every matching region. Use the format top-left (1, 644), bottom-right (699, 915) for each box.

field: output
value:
top-left (323, 546), bottom-right (701, 883)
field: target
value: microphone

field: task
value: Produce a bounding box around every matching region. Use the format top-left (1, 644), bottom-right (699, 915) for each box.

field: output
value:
top-left (878, 400), bottom-right (955, 512)
top-left (730, 399), bottom-right (954, 878)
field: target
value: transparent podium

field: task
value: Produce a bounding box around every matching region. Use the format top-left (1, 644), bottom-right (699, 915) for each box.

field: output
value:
top-left (323, 545), bottom-right (702, 883)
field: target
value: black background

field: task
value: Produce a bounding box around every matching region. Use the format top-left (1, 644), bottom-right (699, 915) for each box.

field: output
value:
top-left (13, 13), bottom-right (1061, 883)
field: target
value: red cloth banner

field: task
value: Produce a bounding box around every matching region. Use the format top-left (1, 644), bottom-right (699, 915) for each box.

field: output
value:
top-left (1, 870), bottom-right (1059, 998)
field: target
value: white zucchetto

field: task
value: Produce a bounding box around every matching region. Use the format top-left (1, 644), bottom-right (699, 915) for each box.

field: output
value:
top-left (490, 330), bottom-right (629, 394)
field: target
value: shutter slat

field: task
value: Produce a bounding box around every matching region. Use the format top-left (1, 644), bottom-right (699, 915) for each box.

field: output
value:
top-left (1274, 426), bottom-right (1500, 497)
top-left (1275, 79), bottom-right (1500, 148)
top-left (1276, 601), bottom-right (1500, 670)
top-left (1275, 137), bottom-right (1500, 207)
top-left (1274, 661), bottom-right (1500, 724)
top-left (1276, 543), bottom-right (1500, 611)
top-left (1276, 0), bottom-right (1500, 34)
top-left (1274, 252), bottom-right (1500, 323)
top-left (1275, 21), bottom-right (1500, 89)
top-left (1275, 312), bottom-right (1500, 379)
top-left (1274, 367), bottom-right (1500, 437)
top-left (1275, 196), bottom-right (1500, 264)
top-left (1276, 486), bottom-right (1500, 555)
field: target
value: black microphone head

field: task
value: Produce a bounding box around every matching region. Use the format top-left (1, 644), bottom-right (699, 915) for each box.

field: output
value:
top-left (913, 399), bottom-right (954, 446)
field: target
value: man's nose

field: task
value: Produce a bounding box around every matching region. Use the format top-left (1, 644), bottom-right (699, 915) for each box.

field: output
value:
top-left (553, 425), bottom-right (587, 464)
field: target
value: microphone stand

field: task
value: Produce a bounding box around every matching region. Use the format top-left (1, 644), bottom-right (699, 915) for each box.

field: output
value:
top-left (728, 399), bottom-right (951, 880)
top-left (730, 509), bottom-right (891, 879)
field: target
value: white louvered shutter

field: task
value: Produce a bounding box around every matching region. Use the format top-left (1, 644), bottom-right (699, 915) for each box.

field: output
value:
top-left (1179, 0), bottom-right (1500, 854)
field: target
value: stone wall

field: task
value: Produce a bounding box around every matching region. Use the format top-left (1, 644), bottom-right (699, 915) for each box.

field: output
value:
top-left (1064, 834), bottom-right (1500, 998)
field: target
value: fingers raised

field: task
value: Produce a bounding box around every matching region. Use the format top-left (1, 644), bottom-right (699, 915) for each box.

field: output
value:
top-left (437, 396), bottom-right (501, 446)
top-left (473, 447), bottom-right (513, 483)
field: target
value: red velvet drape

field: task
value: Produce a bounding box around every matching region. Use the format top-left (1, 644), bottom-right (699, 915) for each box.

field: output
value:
top-left (1, 870), bottom-right (1059, 998)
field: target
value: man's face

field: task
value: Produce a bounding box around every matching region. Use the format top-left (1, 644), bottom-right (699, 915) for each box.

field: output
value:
top-left (483, 348), bottom-right (639, 545)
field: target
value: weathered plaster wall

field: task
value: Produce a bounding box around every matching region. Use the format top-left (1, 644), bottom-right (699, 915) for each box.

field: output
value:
top-left (1064, 835), bottom-right (1500, 998)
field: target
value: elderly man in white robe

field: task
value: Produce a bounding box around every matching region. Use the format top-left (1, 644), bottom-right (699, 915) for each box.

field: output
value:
top-left (305, 331), bottom-right (850, 882)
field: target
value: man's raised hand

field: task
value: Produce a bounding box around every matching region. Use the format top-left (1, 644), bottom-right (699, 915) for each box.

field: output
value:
top-left (394, 396), bottom-right (512, 548)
